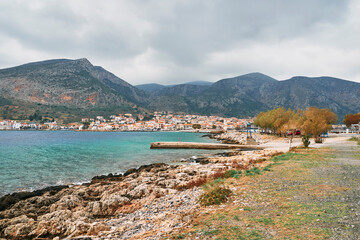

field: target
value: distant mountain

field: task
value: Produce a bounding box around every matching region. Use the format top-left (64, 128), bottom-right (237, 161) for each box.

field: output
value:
top-left (147, 73), bottom-right (360, 120)
top-left (1, 58), bottom-right (360, 122)
top-left (0, 58), bottom-right (147, 122)
top-left (184, 81), bottom-right (213, 86)
top-left (151, 84), bottom-right (210, 97)
top-left (259, 76), bottom-right (360, 119)
top-left (135, 83), bottom-right (166, 92)
top-left (135, 81), bottom-right (212, 93)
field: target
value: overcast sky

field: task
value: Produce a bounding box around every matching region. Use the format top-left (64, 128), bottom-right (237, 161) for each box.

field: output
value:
top-left (0, 0), bottom-right (359, 85)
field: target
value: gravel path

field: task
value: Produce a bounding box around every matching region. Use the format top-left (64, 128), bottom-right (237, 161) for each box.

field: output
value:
top-left (312, 135), bottom-right (360, 239)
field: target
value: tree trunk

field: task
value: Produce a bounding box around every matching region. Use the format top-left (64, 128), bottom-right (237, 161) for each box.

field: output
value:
top-left (315, 135), bottom-right (323, 143)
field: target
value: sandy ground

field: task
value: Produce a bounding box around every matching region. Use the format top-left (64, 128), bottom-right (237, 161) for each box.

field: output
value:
top-left (260, 133), bottom-right (360, 152)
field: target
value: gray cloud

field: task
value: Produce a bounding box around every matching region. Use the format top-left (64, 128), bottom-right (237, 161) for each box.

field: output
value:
top-left (0, 0), bottom-right (358, 85)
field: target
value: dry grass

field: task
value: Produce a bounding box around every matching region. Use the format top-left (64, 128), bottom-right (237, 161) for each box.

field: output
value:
top-left (209, 169), bottom-right (225, 179)
top-left (168, 147), bottom-right (357, 240)
top-left (175, 177), bottom-right (208, 191)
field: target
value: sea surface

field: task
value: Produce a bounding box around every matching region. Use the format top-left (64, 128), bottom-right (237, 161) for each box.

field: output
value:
top-left (0, 131), bottom-right (220, 196)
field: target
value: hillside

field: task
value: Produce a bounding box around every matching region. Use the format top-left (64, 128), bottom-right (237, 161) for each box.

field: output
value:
top-left (148, 73), bottom-right (277, 117)
top-left (148, 73), bottom-right (360, 120)
top-left (0, 58), bottom-right (146, 122)
top-left (1, 58), bottom-right (360, 122)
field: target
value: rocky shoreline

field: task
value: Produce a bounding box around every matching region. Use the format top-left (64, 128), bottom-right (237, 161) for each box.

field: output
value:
top-left (0, 133), bottom-right (282, 240)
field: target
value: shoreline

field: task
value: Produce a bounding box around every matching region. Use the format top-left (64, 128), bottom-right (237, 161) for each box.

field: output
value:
top-left (0, 133), bottom-right (289, 239)
top-left (0, 133), bottom-right (234, 202)
top-left (0, 129), bottom-right (220, 133)
top-left (0, 132), bottom-right (224, 199)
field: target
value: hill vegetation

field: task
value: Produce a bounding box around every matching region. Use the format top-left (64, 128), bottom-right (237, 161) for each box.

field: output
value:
top-left (1, 58), bottom-right (360, 122)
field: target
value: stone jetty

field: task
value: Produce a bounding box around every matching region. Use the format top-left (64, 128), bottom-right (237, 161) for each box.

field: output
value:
top-left (150, 142), bottom-right (264, 150)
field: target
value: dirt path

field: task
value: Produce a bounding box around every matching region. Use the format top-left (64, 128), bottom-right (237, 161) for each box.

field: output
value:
top-left (313, 136), bottom-right (360, 239)
top-left (168, 135), bottom-right (360, 239)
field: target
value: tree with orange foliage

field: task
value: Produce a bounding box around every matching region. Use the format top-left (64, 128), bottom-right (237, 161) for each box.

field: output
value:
top-left (343, 113), bottom-right (360, 127)
top-left (254, 107), bottom-right (301, 136)
top-left (300, 107), bottom-right (337, 143)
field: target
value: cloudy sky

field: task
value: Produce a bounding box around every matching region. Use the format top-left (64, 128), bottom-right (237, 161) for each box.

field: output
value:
top-left (0, 0), bottom-right (359, 85)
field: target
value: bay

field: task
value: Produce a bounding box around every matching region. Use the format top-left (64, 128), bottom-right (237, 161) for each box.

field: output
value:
top-left (0, 131), bottom-right (219, 196)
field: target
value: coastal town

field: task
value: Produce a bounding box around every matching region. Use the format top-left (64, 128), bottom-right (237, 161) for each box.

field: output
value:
top-left (1, 111), bottom-right (357, 134)
top-left (0, 112), bottom-right (253, 132)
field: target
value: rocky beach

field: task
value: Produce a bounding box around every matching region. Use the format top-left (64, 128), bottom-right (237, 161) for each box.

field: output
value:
top-left (0, 132), bottom-right (289, 239)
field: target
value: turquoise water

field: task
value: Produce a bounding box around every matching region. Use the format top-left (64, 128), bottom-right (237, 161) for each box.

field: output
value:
top-left (0, 131), bottom-right (219, 196)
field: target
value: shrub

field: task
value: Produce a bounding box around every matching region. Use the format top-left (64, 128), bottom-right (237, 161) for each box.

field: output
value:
top-left (245, 167), bottom-right (261, 176)
top-left (175, 177), bottom-right (207, 191)
top-left (349, 137), bottom-right (360, 145)
top-left (263, 164), bottom-right (272, 171)
top-left (210, 169), bottom-right (225, 179)
top-left (302, 134), bottom-right (311, 147)
top-left (223, 169), bottom-right (242, 179)
top-left (199, 186), bottom-right (232, 206)
top-left (174, 234), bottom-right (185, 239)
top-left (314, 136), bottom-right (323, 143)
top-left (231, 160), bottom-right (240, 169)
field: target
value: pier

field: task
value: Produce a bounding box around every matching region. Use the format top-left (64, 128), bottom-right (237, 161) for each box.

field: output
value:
top-left (150, 142), bottom-right (263, 150)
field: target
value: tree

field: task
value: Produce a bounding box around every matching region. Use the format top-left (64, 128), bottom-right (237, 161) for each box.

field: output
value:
top-left (254, 107), bottom-right (301, 136)
top-left (192, 124), bottom-right (201, 129)
top-left (82, 122), bottom-right (90, 130)
top-left (301, 107), bottom-right (337, 143)
top-left (344, 113), bottom-right (360, 127)
top-left (29, 111), bottom-right (42, 121)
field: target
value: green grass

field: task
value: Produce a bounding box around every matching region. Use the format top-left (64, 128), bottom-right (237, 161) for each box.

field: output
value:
top-left (224, 169), bottom-right (242, 179)
top-left (272, 152), bottom-right (306, 162)
top-left (202, 229), bottom-right (220, 236)
top-left (348, 137), bottom-right (360, 145)
top-left (203, 177), bottom-right (225, 190)
top-left (245, 167), bottom-right (261, 176)
top-left (249, 217), bottom-right (274, 225)
top-left (199, 186), bottom-right (232, 206)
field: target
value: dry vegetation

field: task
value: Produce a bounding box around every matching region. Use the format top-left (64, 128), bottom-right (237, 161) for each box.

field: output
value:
top-left (167, 144), bottom-right (360, 240)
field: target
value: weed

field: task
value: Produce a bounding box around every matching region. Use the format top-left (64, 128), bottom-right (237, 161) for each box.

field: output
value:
top-left (302, 134), bottom-right (311, 147)
top-left (199, 186), bottom-right (232, 206)
top-left (233, 215), bottom-right (240, 221)
top-left (263, 164), bottom-right (273, 171)
top-left (272, 152), bottom-right (303, 162)
top-left (203, 229), bottom-right (220, 236)
top-left (211, 170), bottom-right (225, 179)
top-left (203, 177), bottom-right (225, 190)
top-left (224, 169), bottom-right (242, 179)
top-left (350, 137), bottom-right (360, 145)
top-left (245, 167), bottom-right (261, 176)
top-left (249, 217), bottom-right (274, 225)
top-left (215, 213), bottom-right (227, 220)
top-left (246, 230), bottom-right (264, 239)
top-left (231, 159), bottom-right (241, 169)
top-left (175, 177), bottom-right (207, 191)
top-left (348, 137), bottom-right (359, 142)
top-left (174, 234), bottom-right (185, 239)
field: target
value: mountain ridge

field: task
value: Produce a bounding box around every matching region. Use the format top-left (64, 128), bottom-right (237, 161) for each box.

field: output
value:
top-left (1, 58), bottom-right (360, 122)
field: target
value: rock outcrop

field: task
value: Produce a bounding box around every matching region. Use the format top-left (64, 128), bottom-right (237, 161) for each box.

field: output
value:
top-left (0, 150), bottom-right (281, 239)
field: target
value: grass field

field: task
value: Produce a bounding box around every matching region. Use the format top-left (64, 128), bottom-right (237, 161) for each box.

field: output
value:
top-left (168, 141), bottom-right (360, 239)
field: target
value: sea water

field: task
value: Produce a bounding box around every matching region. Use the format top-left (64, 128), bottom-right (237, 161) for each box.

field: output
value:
top-left (0, 131), bottom-right (219, 196)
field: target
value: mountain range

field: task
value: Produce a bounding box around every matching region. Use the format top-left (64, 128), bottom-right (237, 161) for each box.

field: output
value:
top-left (1, 58), bottom-right (360, 123)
